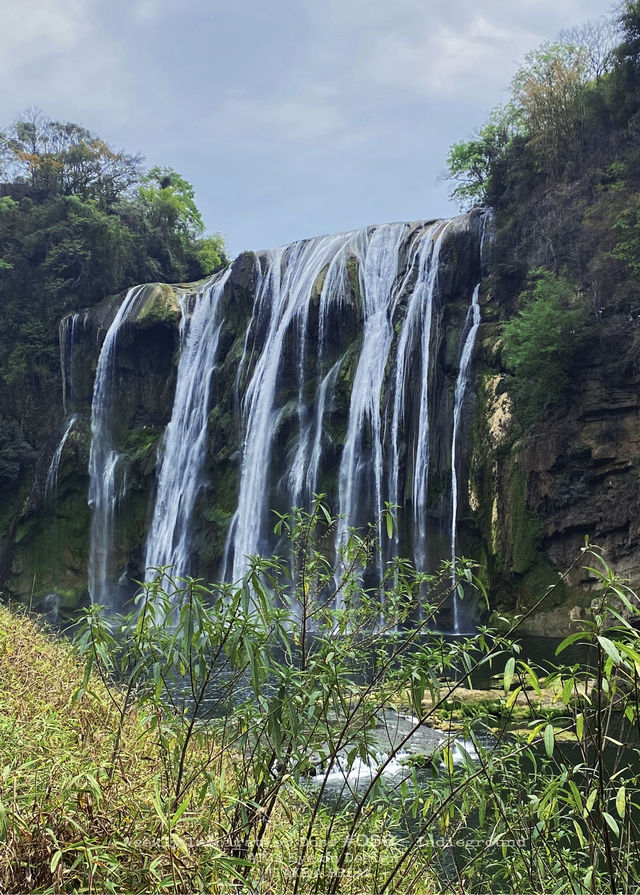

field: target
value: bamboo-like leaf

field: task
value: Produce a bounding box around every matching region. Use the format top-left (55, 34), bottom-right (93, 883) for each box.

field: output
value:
top-left (585, 789), bottom-right (598, 816)
top-left (544, 723), bottom-right (554, 757)
top-left (561, 677), bottom-right (573, 705)
top-left (568, 780), bottom-right (583, 811)
top-left (616, 785), bottom-right (626, 819)
top-left (170, 832), bottom-right (191, 855)
top-left (503, 657), bottom-right (515, 694)
top-left (520, 661), bottom-right (542, 696)
top-left (555, 632), bottom-right (586, 655)
top-left (597, 636), bottom-right (621, 665)
top-left (386, 512), bottom-right (393, 539)
top-left (528, 722), bottom-right (546, 745)
top-left (171, 793), bottom-right (191, 827)
top-left (602, 811), bottom-right (619, 836)
top-left (505, 685), bottom-right (522, 709)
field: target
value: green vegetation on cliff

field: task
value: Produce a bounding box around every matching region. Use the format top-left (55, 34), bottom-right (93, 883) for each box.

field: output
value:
top-left (447, 2), bottom-right (640, 378)
top-left (502, 268), bottom-right (590, 422)
top-left (447, 2), bottom-right (640, 611)
top-left (0, 109), bottom-right (227, 456)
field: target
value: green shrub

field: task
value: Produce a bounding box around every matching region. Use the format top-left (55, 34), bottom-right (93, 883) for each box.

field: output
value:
top-left (612, 200), bottom-right (640, 275)
top-left (502, 268), bottom-right (590, 423)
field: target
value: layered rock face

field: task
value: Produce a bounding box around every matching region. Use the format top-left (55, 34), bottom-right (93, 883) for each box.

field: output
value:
top-left (464, 295), bottom-right (640, 634)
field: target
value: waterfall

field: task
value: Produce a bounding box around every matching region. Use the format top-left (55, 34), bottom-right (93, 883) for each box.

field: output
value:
top-left (335, 222), bottom-right (407, 576)
top-left (45, 414), bottom-right (78, 499)
top-left (144, 269), bottom-right (230, 581)
top-left (223, 232), bottom-right (355, 581)
top-left (88, 285), bottom-right (147, 607)
top-left (387, 222), bottom-right (448, 569)
top-left (72, 211), bottom-right (486, 622)
top-left (305, 358), bottom-right (342, 503)
top-left (59, 312), bottom-right (83, 415)
top-left (411, 223), bottom-right (450, 571)
top-left (450, 283), bottom-right (481, 632)
top-left (221, 219), bottom-right (482, 590)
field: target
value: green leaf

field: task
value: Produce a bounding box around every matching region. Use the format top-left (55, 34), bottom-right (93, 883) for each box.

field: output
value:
top-left (568, 780), bottom-right (583, 812)
top-left (171, 793), bottom-right (191, 827)
top-left (544, 723), bottom-right (554, 757)
top-left (170, 832), bottom-right (191, 856)
top-left (555, 632), bottom-right (586, 655)
top-left (561, 677), bottom-right (574, 705)
top-left (616, 785), bottom-right (626, 819)
top-left (602, 811), bottom-right (620, 836)
top-left (519, 661), bottom-right (542, 696)
top-left (585, 789), bottom-right (598, 816)
top-left (597, 636), bottom-right (621, 665)
top-left (576, 713), bottom-right (584, 740)
top-left (503, 657), bottom-right (515, 694)
top-left (505, 685), bottom-right (522, 709)
top-left (528, 722), bottom-right (546, 745)
top-left (386, 512), bottom-right (393, 539)
top-left (50, 850), bottom-right (63, 873)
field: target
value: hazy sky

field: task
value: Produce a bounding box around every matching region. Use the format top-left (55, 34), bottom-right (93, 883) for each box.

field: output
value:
top-left (2, 0), bottom-right (612, 256)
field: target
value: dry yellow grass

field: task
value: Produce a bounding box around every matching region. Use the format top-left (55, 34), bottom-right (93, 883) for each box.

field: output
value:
top-left (0, 604), bottom-right (229, 893)
top-left (0, 605), bottom-right (437, 895)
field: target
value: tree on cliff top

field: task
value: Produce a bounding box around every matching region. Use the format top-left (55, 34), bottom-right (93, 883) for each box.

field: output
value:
top-left (0, 109), bottom-right (228, 436)
top-left (616, 0), bottom-right (640, 65)
top-left (444, 12), bottom-right (627, 204)
top-left (3, 108), bottom-right (142, 206)
top-left (445, 107), bottom-right (516, 207)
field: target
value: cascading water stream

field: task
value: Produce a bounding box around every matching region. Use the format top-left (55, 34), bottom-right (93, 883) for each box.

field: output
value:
top-left (335, 223), bottom-right (407, 578)
top-left (59, 312), bottom-right (84, 415)
top-left (305, 358), bottom-right (342, 504)
top-left (286, 288), bottom-right (313, 510)
top-left (387, 222), bottom-right (445, 564)
top-left (144, 269), bottom-right (231, 581)
top-left (411, 222), bottom-right (450, 572)
top-left (45, 414), bottom-right (78, 499)
top-left (88, 285), bottom-right (147, 607)
top-left (450, 283), bottom-right (481, 632)
top-left (223, 232), bottom-right (353, 581)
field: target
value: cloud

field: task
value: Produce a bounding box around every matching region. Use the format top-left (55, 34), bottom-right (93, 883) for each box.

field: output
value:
top-left (209, 85), bottom-right (372, 149)
top-left (0, 0), bottom-right (617, 256)
top-left (307, 0), bottom-right (615, 103)
top-left (0, 0), bottom-right (90, 88)
top-left (1, 0), bottom-right (88, 51)
top-left (357, 14), bottom-right (536, 101)
top-left (0, 0), bottom-right (133, 128)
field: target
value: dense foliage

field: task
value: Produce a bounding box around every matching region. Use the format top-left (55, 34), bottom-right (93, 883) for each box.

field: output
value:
top-left (0, 109), bottom-right (227, 462)
top-left (447, 2), bottom-right (640, 426)
top-left (501, 269), bottom-right (590, 423)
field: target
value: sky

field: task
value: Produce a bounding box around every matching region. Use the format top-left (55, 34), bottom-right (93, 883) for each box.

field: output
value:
top-left (1, 0), bottom-right (613, 257)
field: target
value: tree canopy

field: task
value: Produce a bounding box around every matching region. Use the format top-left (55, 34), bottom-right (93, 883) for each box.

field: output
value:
top-left (0, 109), bottom-right (228, 443)
top-left (444, 6), bottom-right (640, 205)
